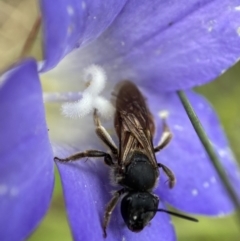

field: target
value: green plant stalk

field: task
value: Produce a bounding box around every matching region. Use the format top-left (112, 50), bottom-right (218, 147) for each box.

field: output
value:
top-left (177, 90), bottom-right (240, 222)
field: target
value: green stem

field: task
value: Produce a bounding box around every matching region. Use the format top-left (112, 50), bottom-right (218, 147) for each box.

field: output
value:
top-left (177, 90), bottom-right (240, 220)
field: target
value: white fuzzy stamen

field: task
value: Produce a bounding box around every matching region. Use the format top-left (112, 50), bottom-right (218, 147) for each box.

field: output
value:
top-left (61, 65), bottom-right (114, 119)
top-left (94, 96), bottom-right (115, 118)
top-left (83, 65), bottom-right (106, 95)
top-left (62, 93), bottom-right (93, 119)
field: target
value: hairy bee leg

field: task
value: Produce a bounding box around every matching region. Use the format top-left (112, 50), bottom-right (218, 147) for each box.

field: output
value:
top-left (94, 109), bottom-right (118, 157)
top-left (157, 163), bottom-right (176, 188)
top-left (54, 150), bottom-right (114, 166)
top-left (154, 117), bottom-right (172, 152)
top-left (103, 189), bottom-right (125, 238)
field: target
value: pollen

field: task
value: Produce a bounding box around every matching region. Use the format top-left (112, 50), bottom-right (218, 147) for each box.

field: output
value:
top-left (61, 65), bottom-right (114, 119)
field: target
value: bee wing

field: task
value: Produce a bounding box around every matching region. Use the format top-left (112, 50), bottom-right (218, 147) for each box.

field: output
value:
top-left (114, 81), bottom-right (157, 166)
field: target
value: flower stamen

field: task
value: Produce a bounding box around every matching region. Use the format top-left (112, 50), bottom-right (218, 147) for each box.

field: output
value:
top-left (61, 64), bottom-right (114, 119)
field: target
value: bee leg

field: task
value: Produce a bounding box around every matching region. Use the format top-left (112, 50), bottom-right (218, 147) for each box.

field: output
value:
top-left (154, 117), bottom-right (172, 152)
top-left (54, 150), bottom-right (114, 166)
top-left (103, 188), bottom-right (125, 238)
top-left (94, 109), bottom-right (118, 157)
top-left (157, 163), bottom-right (176, 188)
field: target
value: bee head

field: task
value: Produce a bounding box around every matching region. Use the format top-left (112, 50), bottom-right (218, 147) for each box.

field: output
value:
top-left (120, 192), bottom-right (159, 232)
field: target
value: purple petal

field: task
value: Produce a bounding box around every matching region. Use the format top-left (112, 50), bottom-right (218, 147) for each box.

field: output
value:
top-left (55, 145), bottom-right (176, 241)
top-left (143, 89), bottom-right (240, 216)
top-left (58, 0), bottom-right (240, 90)
top-left (0, 59), bottom-right (54, 241)
top-left (40, 0), bottom-right (127, 71)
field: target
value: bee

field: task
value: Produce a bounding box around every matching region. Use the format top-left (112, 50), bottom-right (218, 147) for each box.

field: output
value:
top-left (54, 81), bottom-right (198, 237)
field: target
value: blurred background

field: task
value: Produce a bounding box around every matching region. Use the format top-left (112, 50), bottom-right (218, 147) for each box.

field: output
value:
top-left (0, 0), bottom-right (239, 240)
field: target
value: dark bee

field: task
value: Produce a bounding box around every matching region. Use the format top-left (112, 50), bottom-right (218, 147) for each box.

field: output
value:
top-left (54, 81), bottom-right (198, 237)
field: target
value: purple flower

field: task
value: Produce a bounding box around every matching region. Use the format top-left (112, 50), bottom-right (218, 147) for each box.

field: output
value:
top-left (0, 60), bottom-right (54, 241)
top-left (1, 1), bottom-right (240, 241)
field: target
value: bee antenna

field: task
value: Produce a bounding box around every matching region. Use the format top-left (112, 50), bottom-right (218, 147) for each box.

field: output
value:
top-left (147, 209), bottom-right (199, 222)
